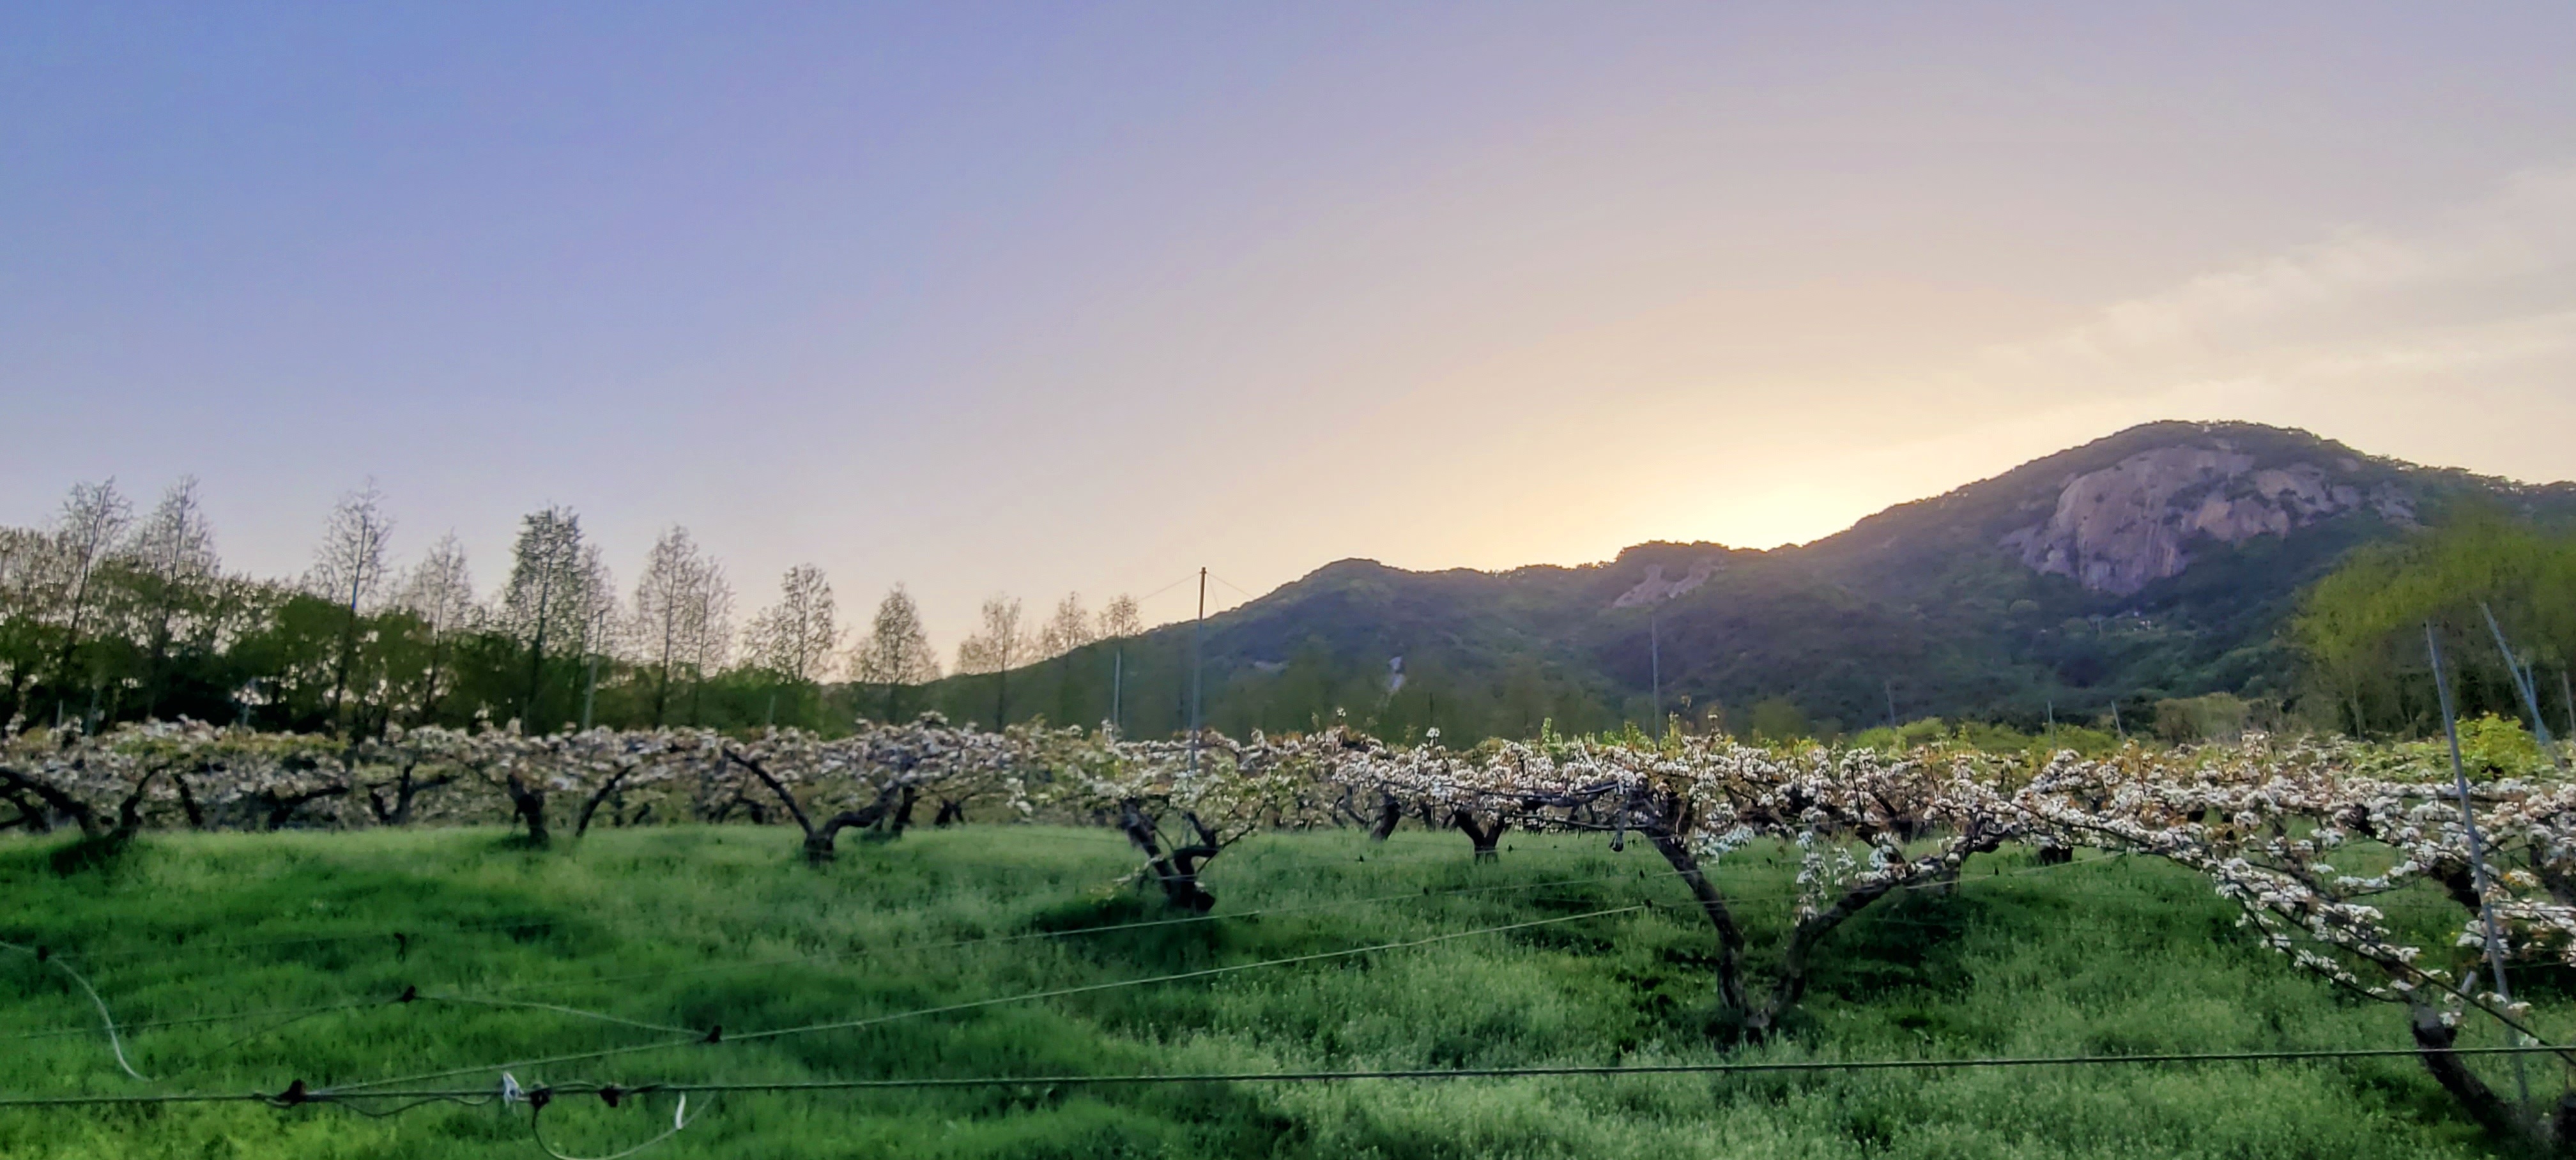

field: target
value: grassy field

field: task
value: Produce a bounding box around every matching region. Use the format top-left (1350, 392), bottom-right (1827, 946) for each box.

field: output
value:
top-left (0, 824), bottom-right (2543, 1159)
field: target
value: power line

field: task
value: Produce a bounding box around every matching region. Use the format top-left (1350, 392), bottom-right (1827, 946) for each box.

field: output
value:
top-left (569, 1044), bottom-right (2576, 1090)
top-left (319, 906), bottom-right (1650, 1094)
top-left (3, 997), bottom-right (389, 1045)
top-left (4, 1044), bottom-right (2568, 1110)
top-left (0, 867), bottom-right (1667, 1043)
top-left (4, 851), bottom-right (2255, 1067)
top-left (42, 916), bottom-right (560, 965)
top-left (1, 851), bottom-right (2135, 1046)
top-left (471, 870), bottom-right (1682, 998)
top-left (27, 846), bottom-right (2430, 1071)
top-left (1, 939), bottom-right (145, 1080)
top-left (12, 838), bottom-right (1522, 969)
top-left (424, 995), bottom-right (700, 1037)
top-left (6, 835), bottom-right (1647, 965)
top-left (8, 851), bottom-right (2528, 1097)
top-left (1127, 573), bottom-right (1200, 610)
top-left (1205, 572), bottom-right (1259, 602)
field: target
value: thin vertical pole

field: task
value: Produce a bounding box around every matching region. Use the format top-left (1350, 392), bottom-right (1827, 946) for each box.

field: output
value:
top-left (2045, 699), bottom-right (2057, 751)
top-left (1111, 647), bottom-right (1124, 735)
top-left (581, 650), bottom-right (599, 730)
top-left (2430, 623), bottom-right (2533, 1112)
top-left (2561, 671), bottom-right (2575, 751)
top-left (1188, 568), bottom-right (1204, 774)
top-left (1648, 609), bottom-right (1662, 739)
top-left (1884, 679), bottom-right (1897, 732)
top-left (2480, 603), bottom-right (2566, 770)
top-left (2110, 700), bottom-right (2125, 740)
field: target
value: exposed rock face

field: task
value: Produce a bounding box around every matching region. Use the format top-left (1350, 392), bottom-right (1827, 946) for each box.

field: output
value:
top-left (1611, 558), bottom-right (1719, 608)
top-left (2001, 445), bottom-right (2409, 595)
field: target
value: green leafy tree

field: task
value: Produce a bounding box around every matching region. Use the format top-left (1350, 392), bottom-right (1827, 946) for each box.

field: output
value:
top-left (2295, 512), bottom-right (2576, 735)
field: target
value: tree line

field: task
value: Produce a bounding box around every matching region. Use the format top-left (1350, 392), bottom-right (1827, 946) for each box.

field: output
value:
top-left (0, 477), bottom-right (1148, 737)
top-left (2293, 508), bottom-right (2576, 740)
top-left (11, 473), bottom-right (2568, 749)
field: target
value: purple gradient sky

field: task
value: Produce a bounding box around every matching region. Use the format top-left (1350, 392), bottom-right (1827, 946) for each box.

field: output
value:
top-left (6, 3), bottom-right (2575, 650)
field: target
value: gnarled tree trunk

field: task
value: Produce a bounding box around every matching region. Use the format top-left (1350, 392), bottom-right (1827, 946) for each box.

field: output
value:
top-left (1367, 792), bottom-right (1403, 842)
top-left (1638, 819), bottom-right (1751, 1016)
top-left (366, 761), bottom-right (456, 828)
top-left (0, 764), bottom-right (99, 837)
top-left (574, 764), bottom-right (641, 837)
top-left (258, 783), bottom-right (350, 830)
top-left (1452, 810), bottom-right (1508, 862)
top-left (502, 772), bottom-right (549, 845)
top-left (2408, 1004), bottom-right (2534, 1148)
top-left (1118, 803), bottom-right (1219, 912)
top-left (885, 784), bottom-right (921, 838)
top-left (727, 750), bottom-right (905, 862)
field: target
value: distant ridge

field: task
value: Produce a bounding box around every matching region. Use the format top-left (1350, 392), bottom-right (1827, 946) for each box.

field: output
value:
top-left (935, 422), bottom-right (2576, 738)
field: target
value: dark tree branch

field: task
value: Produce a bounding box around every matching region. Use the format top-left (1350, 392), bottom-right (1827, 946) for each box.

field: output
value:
top-left (724, 751), bottom-right (815, 837)
top-left (1367, 791), bottom-right (1403, 842)
top-left (258, 783), bottom-right (350, 831)
top-left (574, 764), bottom-right (641, 838)
top-left (2409, 1004), bottom-right (2529, 1146)
top-left (0, 764), bottom-right (99, 837)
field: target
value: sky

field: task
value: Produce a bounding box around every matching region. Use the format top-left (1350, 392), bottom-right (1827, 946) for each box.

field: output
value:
top-left (6, 3), bottom-right (2575, 652)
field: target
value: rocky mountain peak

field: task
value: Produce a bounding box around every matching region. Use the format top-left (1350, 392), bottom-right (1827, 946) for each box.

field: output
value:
top-left (1998, 441), bottom-right (2413, 595)
top-left (1610, 556), bottom-right (1721, 608)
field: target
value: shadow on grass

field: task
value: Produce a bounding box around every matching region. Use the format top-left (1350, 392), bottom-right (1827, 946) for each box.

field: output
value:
top-left (41, 832), bottom-right (134, 877)
top-left (1020, 892), bottom-right (1236, 966)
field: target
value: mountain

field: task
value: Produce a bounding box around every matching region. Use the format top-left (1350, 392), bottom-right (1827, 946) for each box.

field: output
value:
top-left (928, 422), bottom-right (2576, 740)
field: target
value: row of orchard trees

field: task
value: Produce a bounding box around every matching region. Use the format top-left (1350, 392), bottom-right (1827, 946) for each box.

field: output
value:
top-left (0, 477), bottom-right (1148, 738)
top-left (13, 714), bottom-right (2576, 1147)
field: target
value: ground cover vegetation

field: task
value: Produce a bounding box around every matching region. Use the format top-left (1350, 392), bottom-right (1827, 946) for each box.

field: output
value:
top-left (0, 824), bottom-right (2557, 1160)
top-left (8, 714), bottom-right (2576, 1155)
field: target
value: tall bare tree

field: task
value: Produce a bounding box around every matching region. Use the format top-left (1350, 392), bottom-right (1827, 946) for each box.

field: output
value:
top-left (850, 584), bottom-right (940, 722)
top-left (0, 527), bottom-right (47, 615)
top-left (309, 482), bottom-right (394, 732)
top-left (631, 526), bottom-right (723, 726)
top-left (47, 479), bottom-right (133, 724)
top-left (569, 544), bottom-right (620, 728)
top-left (682, 560), bottom-right (734, 726)
top-left (747, 564), bottom-right (841, 685)
top-left (1039, 593), bottom-right (1096, 724)
top-left (0, 526), bottom-right (49, 720)
top-left (119, 477), bottom-right (219, 719)
top-left (956, 595), bottom-right (1031, 726)
top-left (1040, 593), bottom-right (1096, 659)
top-left (1096, 593), bottom-right (1144, 641)
top-left (392, 534), bottom-right (478, 725)
top-left (500, 507), bottom-right (590, 726)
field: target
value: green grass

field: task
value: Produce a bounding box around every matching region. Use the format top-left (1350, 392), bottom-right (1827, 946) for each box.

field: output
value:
top-left (0, 825), bottom-right (2545, 1159)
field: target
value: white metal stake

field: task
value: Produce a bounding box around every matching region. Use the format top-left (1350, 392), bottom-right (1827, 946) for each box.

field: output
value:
top-left (2480, 603), bottom-right (2566, 771)
top-left (2430, 623), bottom-right (2533, 1113)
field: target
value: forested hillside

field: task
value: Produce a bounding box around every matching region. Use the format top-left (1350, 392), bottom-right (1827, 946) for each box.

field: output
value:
top-left (940, 422), bottom-right (2576, 741)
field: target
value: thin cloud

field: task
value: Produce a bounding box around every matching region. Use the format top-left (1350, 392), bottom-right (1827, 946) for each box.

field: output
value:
top-left (1993, 164), bottom-right (2576, 379)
